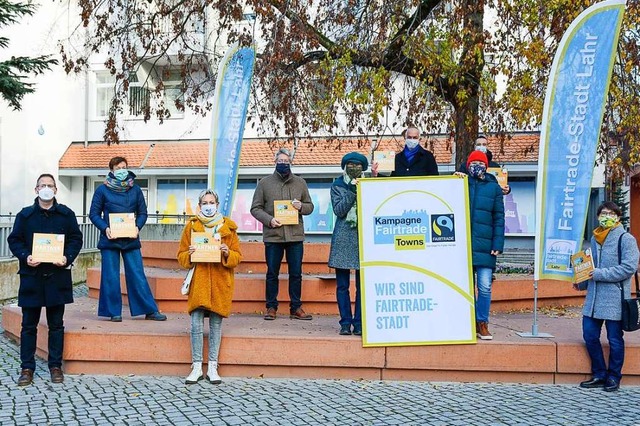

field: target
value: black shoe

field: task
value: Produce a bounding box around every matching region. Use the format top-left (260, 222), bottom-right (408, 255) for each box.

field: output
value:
top-left (579, 377), bottom-right (606, 388)
top-left (110, 316), bottom-right (122, 322)
top-left (603, 378), bottom-right (620, 392)
top-left (352, 325), bottom-right (362, 336)
top-left (145, 312), bottom-right (167, 321)
top-left (339, 325), bottom-right (352, 335)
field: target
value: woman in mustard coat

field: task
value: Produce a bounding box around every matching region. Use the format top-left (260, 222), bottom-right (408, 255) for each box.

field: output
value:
top-left (177, 189), bottom-right (242, 385)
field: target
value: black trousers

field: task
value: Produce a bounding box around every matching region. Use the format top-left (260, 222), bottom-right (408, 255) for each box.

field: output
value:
top-left (20, 304), bottom-right (65, 371)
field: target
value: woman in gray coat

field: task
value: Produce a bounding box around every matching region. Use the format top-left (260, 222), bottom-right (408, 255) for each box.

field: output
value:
top-left (575, 201), bottom-right (639, 392)
top-left (328, 152), bottom-right (368, 335)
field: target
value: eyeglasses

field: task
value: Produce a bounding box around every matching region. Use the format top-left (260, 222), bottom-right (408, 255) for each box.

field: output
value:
top-left (599, 211), bottom-right (617, 218)
top-left (37, 184), bottom-right (56, 189)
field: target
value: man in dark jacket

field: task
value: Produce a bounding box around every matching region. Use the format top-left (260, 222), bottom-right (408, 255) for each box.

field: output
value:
top-left (471, 135), bottom-right (511, 195)
top-left (372, 126), bottom-right (439, 177)
top-left (458, 135), bottom-right (511, 195)
top-left (460, 151), bottom-right (505, 340)
top-left (8, 174), bottom-right (83, 386)
top-left (250, 148), bottom-right (315, 321)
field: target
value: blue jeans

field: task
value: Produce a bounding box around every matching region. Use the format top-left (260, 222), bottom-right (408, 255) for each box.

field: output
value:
top-left (336, 268), bottom-right (361, 327)
top-left (582, 315), bottom-right (625, 382)
top-left (21, 304), bottom-right (65, 371)
top-left (190, 309), bottom-right (223, 364)
top-left (265, 242), bottom-right (303, 312)
top-left (474, 267), bottom-right (493, 323)
top-left (98, 248), bottom-right (159, 317)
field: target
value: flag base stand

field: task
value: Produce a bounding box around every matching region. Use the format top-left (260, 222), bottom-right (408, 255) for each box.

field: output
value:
top-left (517, 280), bottom-right (554, 338)
top-left (517, 331), bottom-right (554, 338)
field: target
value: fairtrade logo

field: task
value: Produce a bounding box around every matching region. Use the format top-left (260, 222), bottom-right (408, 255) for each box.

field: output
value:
top-left (431, 214), bottom-right (455, 242)
top-left (372, 211), bottom-right (429, 245)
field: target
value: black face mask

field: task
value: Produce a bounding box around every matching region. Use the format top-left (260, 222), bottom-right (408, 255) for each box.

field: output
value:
top-left (276, 163), bottom-right (291, 176)
top-left (346, 164), bottom-right (363, 179)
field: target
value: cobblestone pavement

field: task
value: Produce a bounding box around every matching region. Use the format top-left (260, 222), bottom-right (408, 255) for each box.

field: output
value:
top-left (1, 287), bottom-right (640, 425)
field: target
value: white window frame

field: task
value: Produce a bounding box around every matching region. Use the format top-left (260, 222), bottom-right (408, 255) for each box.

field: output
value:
top-left (95, 72), bottom-right (115, 119)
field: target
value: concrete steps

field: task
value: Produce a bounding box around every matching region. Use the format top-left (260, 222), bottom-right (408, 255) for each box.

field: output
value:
top-left (3, 239), bottom-right (613, 384)
top-left (86, 268), bottom-right (345, 315)
top-left (85, 267), bottom-right (585, 315)
top-left (497, 250), bottom-right (535, 265)
top-left (4, 298), bottom-right (640, 384)
top-left (140, 240), bottom-right (332, 274)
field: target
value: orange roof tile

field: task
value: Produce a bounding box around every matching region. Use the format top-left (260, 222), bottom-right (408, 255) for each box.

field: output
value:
top-left (59, 133), bottom-right (540, 170)
top-left (58, 143), bottom-right (152, 169)
top-left (488, 134), bottom-right (539, 163)
top-left (144, 143), bottom-right (209, 168)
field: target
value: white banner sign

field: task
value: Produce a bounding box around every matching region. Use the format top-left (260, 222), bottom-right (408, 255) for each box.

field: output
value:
top-left (357, 176), bottom-right (475, 347)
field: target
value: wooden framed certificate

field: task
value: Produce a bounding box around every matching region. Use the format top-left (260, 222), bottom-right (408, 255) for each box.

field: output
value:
top-left (374, 151), bottom-right (396, 172)
top-left (273, 200), bottom-right (299, 225)
top-left (487, 167), bottom-right (508, 188)
top-left (32, 233), bottom-right (65, 263)
top-left (191, 232), bottom-right (221, 263)
top-left (109, 213), bottom-right (137, 238)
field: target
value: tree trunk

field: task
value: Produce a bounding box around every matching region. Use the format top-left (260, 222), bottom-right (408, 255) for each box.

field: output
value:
top-left (454, 92), bottom-right (480, 170)
top-left (453, 0), bottom-right (484, 170)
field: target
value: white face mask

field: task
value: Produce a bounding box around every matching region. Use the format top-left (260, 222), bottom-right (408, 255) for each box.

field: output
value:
top-left (38, 187), bottom-right (55, 201)
top-left (201, 204), bottom-right (217, 217)
top-left (405, 138), bottom-right (420, 149)
top-left (475, 145), bottom-right (487, 154)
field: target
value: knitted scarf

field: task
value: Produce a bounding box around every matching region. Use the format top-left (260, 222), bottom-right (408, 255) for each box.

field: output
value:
top-left (197, 211), bottom-right (224, 233)
top-left (104, 174), bottom-right (134, 192)
top-left (343, 171), bottom-right (358, 228)
top-left (593, 222), bottom-right (621, 246)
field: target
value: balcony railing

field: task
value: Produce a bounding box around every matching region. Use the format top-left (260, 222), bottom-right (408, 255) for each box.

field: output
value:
top-left (0, 214), bottom-right (189, 259)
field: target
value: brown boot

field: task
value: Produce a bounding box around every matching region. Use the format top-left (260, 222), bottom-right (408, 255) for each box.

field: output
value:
top-left (50, 367), bottom-right (64, 383)
top-left (290, 308), bottom-right (312, 320)
top-left (263, 308), bottom-right (277, 320)
top-left (17, 369), bottom-right (34, 386)
top-left (477, 321), bottom-right (493, 340)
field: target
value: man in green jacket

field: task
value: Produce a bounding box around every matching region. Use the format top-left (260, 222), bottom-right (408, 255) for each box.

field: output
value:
top-left (250, 148), bottom-right (315, 321)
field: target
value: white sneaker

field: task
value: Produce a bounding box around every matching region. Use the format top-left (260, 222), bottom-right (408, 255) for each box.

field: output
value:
top-left (207, 362), bottom-right (222, 385)
top-left (185, 362), bottom-right (203, 384)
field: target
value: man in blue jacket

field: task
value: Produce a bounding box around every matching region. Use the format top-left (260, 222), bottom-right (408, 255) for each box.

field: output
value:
top-left (8, 174), bottom-right (83, 386)
top-left (459, 151), bottom-right (505, 340)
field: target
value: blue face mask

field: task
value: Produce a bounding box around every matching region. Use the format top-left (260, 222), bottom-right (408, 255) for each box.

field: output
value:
top-left (276, 163), bottom-right (291, 176)
top-left (114, 169), bottom-right (129, 181)
top-left (475, 145), bottom-right (487, 154)
top-left (468, 163), bottom-right (486, 178)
